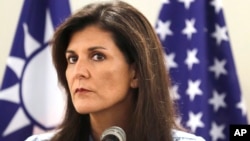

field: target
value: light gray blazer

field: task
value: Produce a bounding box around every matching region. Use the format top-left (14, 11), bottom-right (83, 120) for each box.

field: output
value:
top-left (25, 129), bottom-right (206, 141)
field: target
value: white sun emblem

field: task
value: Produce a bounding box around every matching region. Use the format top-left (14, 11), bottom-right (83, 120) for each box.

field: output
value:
top-left (0, 10), bottom-right (65, 137)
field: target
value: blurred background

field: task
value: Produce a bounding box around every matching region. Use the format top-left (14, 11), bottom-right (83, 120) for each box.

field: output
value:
top-left (1, 0), bottom-right (248, 120)
top-left (0, 0), bottom-right (249, 141)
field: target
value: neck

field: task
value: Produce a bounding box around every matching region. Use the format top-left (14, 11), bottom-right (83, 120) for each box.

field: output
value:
top-left (91, 114), bottom-right (129, 141)
top-left (90, 94), bottom-right (134, 141)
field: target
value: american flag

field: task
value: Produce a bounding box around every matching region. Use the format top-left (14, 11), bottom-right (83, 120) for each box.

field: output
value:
top-left (0, 0), bottom-right (70, 141)
top-left (155, 0), bottom-right (248, 141)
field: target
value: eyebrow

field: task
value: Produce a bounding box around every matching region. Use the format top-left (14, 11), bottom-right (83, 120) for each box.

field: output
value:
top-left (88, 46), bottom-right (107, 51)
top-left (65, 46), bottom-right (107, 54)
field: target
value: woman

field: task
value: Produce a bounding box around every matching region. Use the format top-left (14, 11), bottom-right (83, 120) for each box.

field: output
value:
top-left (26, 0), bottom-right (205, 141)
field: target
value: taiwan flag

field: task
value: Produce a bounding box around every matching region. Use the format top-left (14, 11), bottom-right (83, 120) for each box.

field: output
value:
top-left (0, 0), bottom-right (71, 141)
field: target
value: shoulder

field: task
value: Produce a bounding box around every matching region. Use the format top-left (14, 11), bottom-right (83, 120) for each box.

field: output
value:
top-left (25, 132), bottom-right (55, 141)
top-left (25, 129), bottom-right (205, 141)
top-left (172, 129), bottom-right (206, 141)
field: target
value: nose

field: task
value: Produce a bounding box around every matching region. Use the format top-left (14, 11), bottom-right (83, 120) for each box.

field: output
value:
top-left (73, 58), bottom-right (90, 79)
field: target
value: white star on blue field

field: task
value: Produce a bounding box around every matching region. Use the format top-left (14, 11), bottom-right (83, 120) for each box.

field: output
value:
top-left (0, 10), bottom-right (65, 138)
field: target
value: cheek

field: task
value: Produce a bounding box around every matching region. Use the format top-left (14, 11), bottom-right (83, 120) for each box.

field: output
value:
top-left (97, 71), bottom-right (114, 89)
top-left (65, 68), bottom-right (73, 89)
top-left (99, 68), bottom-right (131, 96)
top-left (65, 68), bottom-right (69, 82)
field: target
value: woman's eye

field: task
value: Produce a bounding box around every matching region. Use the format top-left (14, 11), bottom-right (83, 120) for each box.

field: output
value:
top-left (67, 56), bottom-right (78, 64)
top-left (92, 53), bottom-right (105, 61)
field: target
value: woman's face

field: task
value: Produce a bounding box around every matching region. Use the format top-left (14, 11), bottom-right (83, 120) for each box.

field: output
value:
top-left (65, 25), bottom-right (137, 114)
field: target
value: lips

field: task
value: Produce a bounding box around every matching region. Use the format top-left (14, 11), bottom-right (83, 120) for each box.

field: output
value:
top-left (74, 88), bottom-right (91, 94)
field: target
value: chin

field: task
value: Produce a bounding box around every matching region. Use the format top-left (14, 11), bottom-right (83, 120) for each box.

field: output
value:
top-left (74, 106), bottom-right (97, 114)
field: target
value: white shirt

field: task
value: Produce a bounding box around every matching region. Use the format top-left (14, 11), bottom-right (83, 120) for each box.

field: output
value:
top-left (25, 129), bottom-right (206, 141)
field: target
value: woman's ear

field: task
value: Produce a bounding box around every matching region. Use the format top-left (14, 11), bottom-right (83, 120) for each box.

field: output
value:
top-left (130, 64), bottom-right (138, 88)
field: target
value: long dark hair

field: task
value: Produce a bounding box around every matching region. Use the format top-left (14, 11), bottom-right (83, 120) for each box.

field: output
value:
top-left (51, 1), bottom-right (178, 141)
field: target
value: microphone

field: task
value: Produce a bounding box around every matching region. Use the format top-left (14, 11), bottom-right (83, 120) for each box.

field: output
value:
top-left (100, 126), bottom-right (126, 141)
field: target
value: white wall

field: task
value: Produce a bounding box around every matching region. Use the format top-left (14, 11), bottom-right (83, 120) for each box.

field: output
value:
top-left (0, 0), bottom-right (249, 121)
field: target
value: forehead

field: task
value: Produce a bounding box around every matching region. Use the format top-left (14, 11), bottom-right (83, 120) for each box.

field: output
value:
top-left (72, 25), bottom-right (113, 40)
top-left (67, 25), bottom-right (116, 48)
